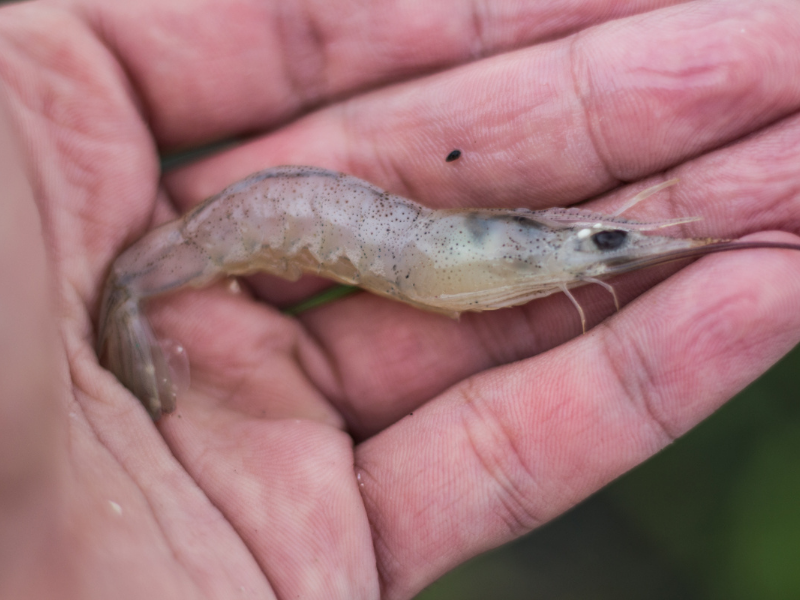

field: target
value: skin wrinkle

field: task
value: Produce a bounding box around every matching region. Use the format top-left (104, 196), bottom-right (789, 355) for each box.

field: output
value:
top-left (295, 309), bottom-right (352, 415)
top-left (85, 2), bottom-right (452, 149)
top-left (81, 12), bottom-right (154, 131)
top-left (458, 380), bottom-right (544, 537)
top-left (189, 423), bottom-right (371, 597)
top-left (1, 17), bottom-right (160, 293)
top-left (6, 81), bottom-right (132, 349)
top-left (179, 447), bottom-right (278, 599)
top-left (678, 272), bottom-right (766, 381)
top-left (568, 30), bottom-right (620, 188)
top-left (288, 326), bottom-right (351, 431)
top-left (746, 182), bottom-right (800, 236)
top-left (469, 308), bottom-right (543, 369)
top-left (29, 34), bottom-right (140, 166)
top-left (107, 1), bottom-right (676, 151)
top-left (597, 320), bottom-right (677, 443)
top-left (518, 302), bottom-right (552, 356)
top-left (468, 0), bottom-right (486, 59)
top-left (183, 297), bottom-right (338, 423)
top-left (608, 114), bottom-right (800, 241)
top-left (685, 113), bottom-right (800, 238)
top-left (463, 313), bottom-right (518, 368)
top-left (351, 460), bottom-right (393, 596)
top-left (160, 2), bottom-right (800, 212)
top-left (330, 306), bottom-right (451, 437)
top-left (273, 1), bottom-right (329, 114)
top-left (0, 10), bottom-right (75, 110)
top-left (368, 453), bottom-right (469, 597)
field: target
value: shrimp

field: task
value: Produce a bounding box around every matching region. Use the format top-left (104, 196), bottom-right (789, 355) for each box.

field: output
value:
top-left (97, 166), bottom-right (800, 419)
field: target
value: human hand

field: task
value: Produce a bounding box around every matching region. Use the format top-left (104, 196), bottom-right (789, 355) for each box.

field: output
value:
top-left (2, 0), bottom-right (800, 598)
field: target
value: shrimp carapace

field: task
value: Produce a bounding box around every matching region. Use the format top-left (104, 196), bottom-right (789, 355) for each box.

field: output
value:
top-left (96, 166), bottom-right (800, 419)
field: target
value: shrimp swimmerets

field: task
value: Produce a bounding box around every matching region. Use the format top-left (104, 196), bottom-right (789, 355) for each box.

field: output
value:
top-left (97, 166), bottom-right (800, 419)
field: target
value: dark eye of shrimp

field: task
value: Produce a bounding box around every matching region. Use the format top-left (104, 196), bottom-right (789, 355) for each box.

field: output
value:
top-left (592, 229), bottom-right (628, 251)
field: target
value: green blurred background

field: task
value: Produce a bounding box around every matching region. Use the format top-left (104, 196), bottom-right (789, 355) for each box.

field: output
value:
top-left (416, 344), bottom-right (800, 599)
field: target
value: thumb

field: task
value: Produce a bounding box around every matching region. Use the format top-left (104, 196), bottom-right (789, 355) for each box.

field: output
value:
top-left (0, 87), bottom-right (66, 597)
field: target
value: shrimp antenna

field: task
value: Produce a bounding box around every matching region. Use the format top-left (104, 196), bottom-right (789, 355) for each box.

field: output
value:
top-left (604, 240), bottom-right (800, 276)
top-left (612, 178), bottom-right (680, 217)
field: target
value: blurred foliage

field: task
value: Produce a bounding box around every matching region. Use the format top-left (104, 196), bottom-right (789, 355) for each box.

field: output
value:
top-left (418, 343), bottom-right (800, 600)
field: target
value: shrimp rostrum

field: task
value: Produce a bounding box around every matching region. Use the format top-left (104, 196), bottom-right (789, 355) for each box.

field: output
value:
top-left (97, 166), bottom-right (800, 419)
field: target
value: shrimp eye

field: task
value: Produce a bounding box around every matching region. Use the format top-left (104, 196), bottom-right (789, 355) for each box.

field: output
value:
top-left (592, 229), bottom-right (627, 251)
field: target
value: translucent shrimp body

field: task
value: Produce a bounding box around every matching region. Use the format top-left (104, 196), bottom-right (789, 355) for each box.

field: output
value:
top-left (97, 166), bottom-right (799, 418)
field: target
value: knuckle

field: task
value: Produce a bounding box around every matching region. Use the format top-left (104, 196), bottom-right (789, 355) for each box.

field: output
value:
top-left (598, 323), bottom-right (678, 443)
top-left (458, 380), bottom-right (545, 536)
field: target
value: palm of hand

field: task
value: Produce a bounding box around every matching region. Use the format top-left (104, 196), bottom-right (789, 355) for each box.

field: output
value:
top-left (2, 1), bottom-right (800, 599)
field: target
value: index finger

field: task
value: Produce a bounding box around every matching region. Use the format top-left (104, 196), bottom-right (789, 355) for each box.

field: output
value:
top-left (165, 0), bottom-right (800, 212)
top-left (75, 0), bottom-right (678, 148)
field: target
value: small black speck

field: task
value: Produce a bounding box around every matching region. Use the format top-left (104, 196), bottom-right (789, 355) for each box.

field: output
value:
top-left (445, 149), bottom-right (462, 162)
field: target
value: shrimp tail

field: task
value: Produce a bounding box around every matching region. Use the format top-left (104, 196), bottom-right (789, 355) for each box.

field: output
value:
top-left (97, 280), bottom-right (176, 420)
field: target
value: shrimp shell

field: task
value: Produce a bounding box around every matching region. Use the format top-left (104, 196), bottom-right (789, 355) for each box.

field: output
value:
top-left (97, 166), bottom-right (800, 418)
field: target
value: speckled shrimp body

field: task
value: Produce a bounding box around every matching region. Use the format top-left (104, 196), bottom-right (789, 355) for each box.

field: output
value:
top-left (97, 166), bottom-right (800, 419)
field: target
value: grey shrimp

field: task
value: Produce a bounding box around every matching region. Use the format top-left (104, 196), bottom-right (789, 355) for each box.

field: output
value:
top-left (97, 166), bottom-right (800, 419)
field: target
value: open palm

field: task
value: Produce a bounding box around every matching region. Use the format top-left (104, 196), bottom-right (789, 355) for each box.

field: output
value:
top-left (2, 0), bottom-right (800, 598)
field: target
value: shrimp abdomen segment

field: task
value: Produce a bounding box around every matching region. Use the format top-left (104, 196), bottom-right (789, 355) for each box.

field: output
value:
top-left (182, 166), bottom-right (427, 283)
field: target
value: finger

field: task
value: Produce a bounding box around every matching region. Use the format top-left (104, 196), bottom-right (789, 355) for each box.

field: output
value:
top-left (166, 0), bottom-right (800, 209)
top-left (353, 232), bottom-right (800, 599)
top-left (163, 9), bottom-right (800, 439)
top-left (632, 112), bottom-right (800, 242)
top-left (76, 0), bottom-right (678, 148)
